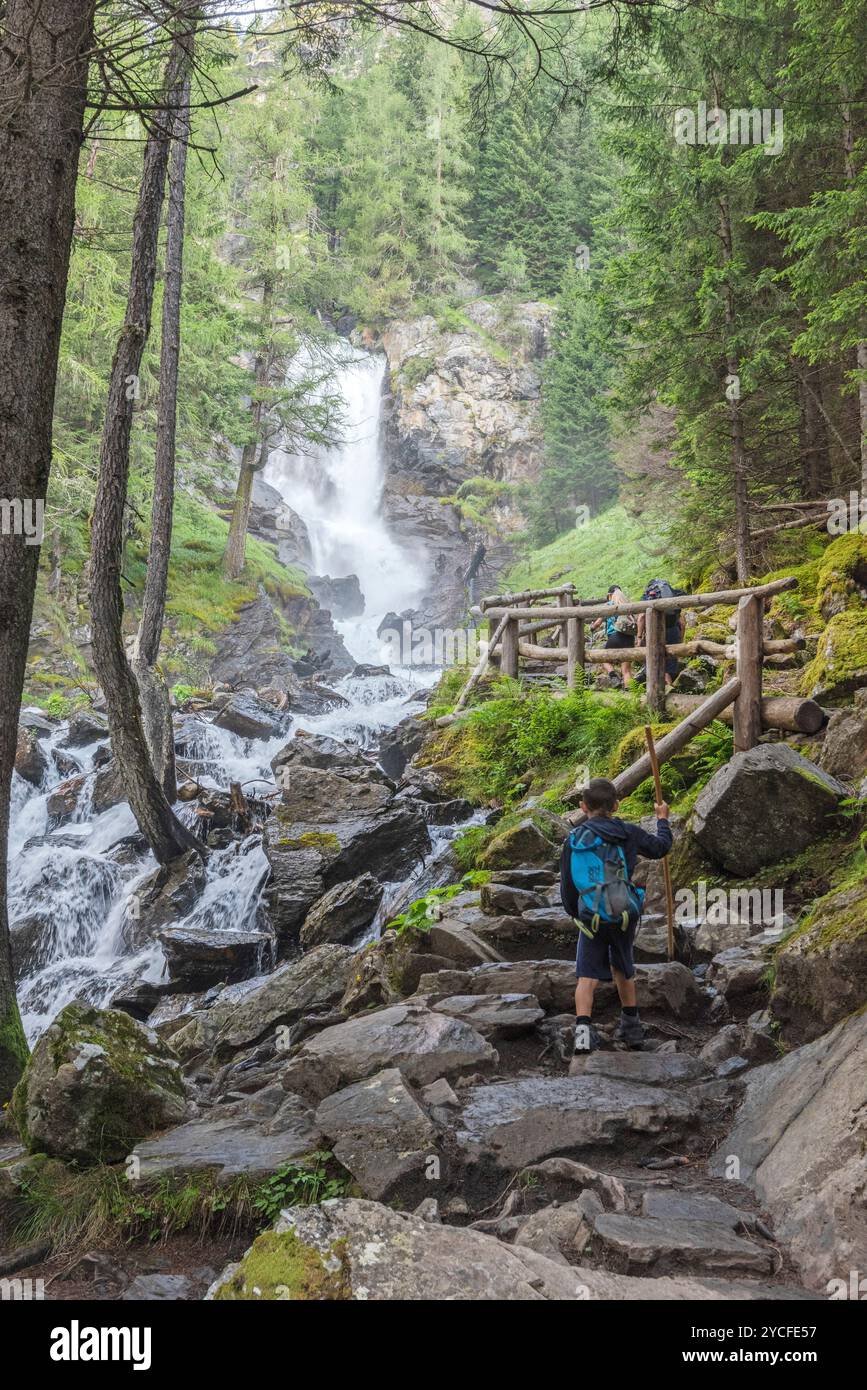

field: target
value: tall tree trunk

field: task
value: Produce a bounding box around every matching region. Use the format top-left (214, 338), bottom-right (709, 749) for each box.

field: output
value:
top-left (132, 67), bottom-right (193, 803)
top-left (842, 90), bottom-right (867, 492)
top-left (223, 284), bottom-right (274, 579)
top-left (797, 363), bottom-right (830, 498)
top-left (0, 0), bottom-right (95, 1100)
top-left (90, 31), bottom-right (202, 866)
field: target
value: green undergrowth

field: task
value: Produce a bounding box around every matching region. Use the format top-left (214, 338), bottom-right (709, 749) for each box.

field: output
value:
top-left (2, 1149), bottom-right (352, 1260)
top-left (503, 503), bottom-right (672, 602)
top-left (386, 871), bottom-right (491, 935)
top-left (421, 676), bottom-right (644, 806)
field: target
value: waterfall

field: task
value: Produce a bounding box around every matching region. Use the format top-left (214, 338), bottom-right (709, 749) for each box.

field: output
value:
top-left (10, 340), bottom-right (454, 1044)
top-left (264, 344), bottom-right (427, 662)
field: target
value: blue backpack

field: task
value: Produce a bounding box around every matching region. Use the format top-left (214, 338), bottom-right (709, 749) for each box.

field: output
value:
top-left (568, 826), bottom-right (645, 937)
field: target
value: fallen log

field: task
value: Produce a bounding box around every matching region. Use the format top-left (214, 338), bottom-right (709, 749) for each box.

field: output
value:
top-left (438, 613), bottom-right (508, 724)
top-left (565, 677), bottom-right (742, 813)
top-left (665, 691), bottom-right (825, 735)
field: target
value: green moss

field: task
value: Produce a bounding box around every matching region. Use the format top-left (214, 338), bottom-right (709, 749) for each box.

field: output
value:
top-left (0, 999), bottom-right (29, 1106)
top-left (277, 830), bottom-right (340, 854)
top-left (814, 531), bottom-right (867, 616)
top-left (800, 609), bottom-right (867, 700)
top-left (212, 1229), bottom-right (351, 1301)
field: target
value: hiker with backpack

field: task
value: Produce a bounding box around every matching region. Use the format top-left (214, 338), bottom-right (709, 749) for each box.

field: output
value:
top-left (590, 585), bottom-right (636, 688)
top-left (560, 777), bottom-right (672, 1053)
top-left (636, 578), bottom-right (685, 686)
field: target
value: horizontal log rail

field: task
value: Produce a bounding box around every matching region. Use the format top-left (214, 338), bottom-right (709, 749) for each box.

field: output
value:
top-left (480, 574), bottom-right (796, 623)
top-left (518, 635), bottom-right (804, 663)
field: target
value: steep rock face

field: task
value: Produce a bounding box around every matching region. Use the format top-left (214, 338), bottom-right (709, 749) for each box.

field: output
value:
top-left (710, 1011), bottom-right (867, 1292)
top-left (376, 299), bottom-right (553, 627)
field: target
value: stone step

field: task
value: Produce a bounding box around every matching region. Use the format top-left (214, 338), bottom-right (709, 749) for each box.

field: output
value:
top-left (592, 1211), bottom-right (776, 1275)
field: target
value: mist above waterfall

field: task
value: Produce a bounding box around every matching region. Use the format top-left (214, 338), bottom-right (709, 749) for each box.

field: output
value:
top-left (264, 344), bottom-right (427, 662)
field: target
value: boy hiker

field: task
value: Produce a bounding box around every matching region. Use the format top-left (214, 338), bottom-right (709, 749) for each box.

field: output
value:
top-left (560, 778), bottom-right (672, 1054)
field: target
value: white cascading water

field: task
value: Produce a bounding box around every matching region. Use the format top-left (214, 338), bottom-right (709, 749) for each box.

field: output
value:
top-left (10, 346), bottom-right (465, 1044)
top-left (265, 344), bottom-right (427, 662)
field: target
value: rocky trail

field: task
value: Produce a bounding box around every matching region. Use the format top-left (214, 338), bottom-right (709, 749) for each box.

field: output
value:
top-left (5, 682), bottom-right (860, 1303)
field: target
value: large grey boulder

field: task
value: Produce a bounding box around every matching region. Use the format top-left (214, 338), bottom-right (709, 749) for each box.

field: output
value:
top-left (709, 1009), bottom-right (867, 1291)
top-left (314, 1068), bottom-right (438, 1201)
top-left (14, 726), bottom-right (47, 786)
top-left (819, 689), bottom-right (867, 782)
top-left (206, 944), bottom-right (355, 1054)
top-left (207, 1197), bottom-right (810, 1301)
top-left (263, 841), bottom-right (325, 941)
top-left (131, 1088), bottom-right (321, 1184)
top-left (415, 959), bottom-right (578, 1013)
top-left (431, 993), bottom-right (544, 1039)
top-left (456, 1076), bottom-right (697, 1171)
top-left (771, 882), bottom-right (867, 1042)
top-left (280, 1003), bottom-right (497, 1104)
top-left (274, 765), bottom-right (393, 820)
top-left (269, 802), bottom-right (431, 889)
top-left (592, 1213), bottom-right (775, 1276)
top-left (157, 927), bottom-right (275, 990)
top-left (11, 1003), bottom-right (187, 1164)
top-left (299, 873), bottom-right (383, 948)
top-left (692, 745), bottom-right (847, 875)
top-left (213, 694), bottom-right (285, 742)
top-left (271, 732), bottom-right (366, 775)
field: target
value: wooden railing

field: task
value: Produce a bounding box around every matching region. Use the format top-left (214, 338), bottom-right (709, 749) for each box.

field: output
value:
top-left (451, 575), bottom-right (823, 756)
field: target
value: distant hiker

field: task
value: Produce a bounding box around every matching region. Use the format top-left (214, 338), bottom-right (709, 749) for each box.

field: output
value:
top-left (590, 585), bottom-right (636, 689)
top-left (560, 777), bottom-right (672, 1053)
top-left (636, 578), bottom-right (685, 685)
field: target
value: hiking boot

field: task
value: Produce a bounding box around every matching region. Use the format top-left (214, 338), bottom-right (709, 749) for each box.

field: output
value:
top-left (614, 1012), bottom-right (645, 1049)
top-left (573, 1021), bottom-right (602, 1054)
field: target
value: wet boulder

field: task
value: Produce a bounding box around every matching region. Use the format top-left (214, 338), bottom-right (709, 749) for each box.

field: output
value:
top-left (271, 801), bottom-right (431, 889)
top-left (692, 745), bottom-right (847, 875)
top-left (213, 694), bottom-right (285, 742)
top-left (300, 872), bottom-right (383, 948)
top-left (62, 709), bottom-right (108, 747)
top-left (307, 573), bottom-right (365, 620)
top-left (263, 839), bottom-right (326, 942)
top-left (15, 726), bottom-right (47, 786)
top-left (131, 1088), bottom-right (322, 1185)
top-left (271, 731), bottom-right (366, 775)
top-left (11, 1003), bottom-right (187, 1164)
top-left (10, 913), bottom-right (51, 979)
top-left (124, 850), bottom-right (206, 949)
top-left (377, 715), bottom-right (427, 779)
top-left (46, 773), bottom-right (87, 826)
top-left (157, 927), bottom-right (276, 990)
top-left (275, 763), bottom-right (393, 820)
top-left (90, 761), bottom-right (127, 816)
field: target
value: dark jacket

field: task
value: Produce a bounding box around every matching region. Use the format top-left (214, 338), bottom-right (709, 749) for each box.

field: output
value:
top-left (559, 815), bottom-right (673, 920)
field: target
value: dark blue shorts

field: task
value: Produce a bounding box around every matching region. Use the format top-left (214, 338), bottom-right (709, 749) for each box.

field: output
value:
top-left (575, 919), bottom-right (638, 981)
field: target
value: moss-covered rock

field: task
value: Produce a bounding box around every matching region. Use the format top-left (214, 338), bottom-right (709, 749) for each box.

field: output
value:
top-left (801, 608), bottom-right (867, 702)
top-left (814, 531), bottom-right (867, 620)
top-left (771, 879), bottom-right (867, 1044)
top-left (11, 1003), bottom-right (188, 1164)
top-left (477, 814), bottom-right (558, 870)
top-left (211, 1227), bottom-right (351, 1300)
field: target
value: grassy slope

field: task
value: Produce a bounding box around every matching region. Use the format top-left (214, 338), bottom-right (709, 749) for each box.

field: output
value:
top-left (504, 504), bottom-right (673, 602)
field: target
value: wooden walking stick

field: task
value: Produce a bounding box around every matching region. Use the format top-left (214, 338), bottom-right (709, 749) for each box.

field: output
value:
top-left (644, 724), bottom-right (676, 961)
